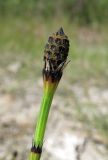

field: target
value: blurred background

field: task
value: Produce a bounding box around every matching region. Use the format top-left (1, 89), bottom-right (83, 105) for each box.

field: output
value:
top-left (0, 0), bottom-right (108, 160)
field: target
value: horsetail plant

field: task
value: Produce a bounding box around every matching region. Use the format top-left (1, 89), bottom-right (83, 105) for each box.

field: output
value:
top-left (29, 27), bottom-right (69, 160)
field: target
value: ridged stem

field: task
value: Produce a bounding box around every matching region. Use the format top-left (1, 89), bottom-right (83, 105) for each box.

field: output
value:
top-left (29, 81), bottom-right (58, 160)
top-left (34, 81), bottom-right (58, 146)
top-left (29, 152), bottom-right (41, 160)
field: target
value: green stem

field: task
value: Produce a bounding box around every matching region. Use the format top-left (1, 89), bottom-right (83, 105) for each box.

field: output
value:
top-left (29, 152), bottom-right (41, 160)
top-left (29, 82), bottom-right (58, 160)
top-left (34, 84), bottom-right (56, 146)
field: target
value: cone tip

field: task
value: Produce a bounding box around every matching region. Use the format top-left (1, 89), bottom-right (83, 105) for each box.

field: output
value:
top-left (56, 27), bottom-right (65, 36)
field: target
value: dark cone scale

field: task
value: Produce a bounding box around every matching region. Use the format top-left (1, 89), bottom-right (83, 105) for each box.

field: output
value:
top-left (43, 27), bottom-right (69, 82)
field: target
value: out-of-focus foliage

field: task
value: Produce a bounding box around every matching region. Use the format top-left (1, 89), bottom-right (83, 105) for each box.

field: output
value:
top-left (0, 0), bottom-right (108, 24)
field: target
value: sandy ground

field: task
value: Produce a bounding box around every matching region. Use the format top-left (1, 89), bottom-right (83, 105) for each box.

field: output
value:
top-left (0, 63), bottom-right (108, 160)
